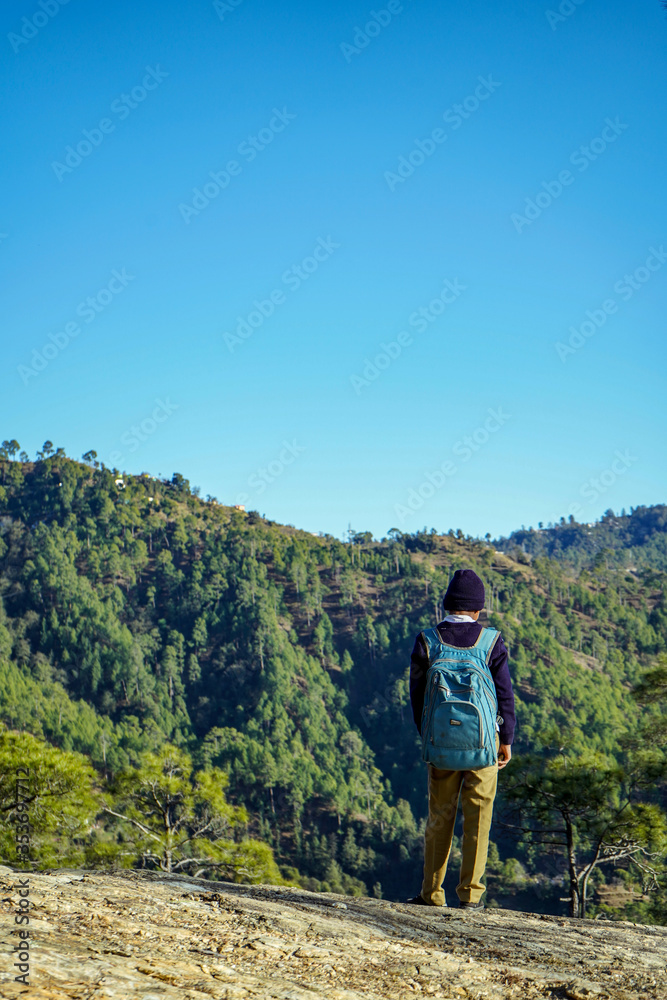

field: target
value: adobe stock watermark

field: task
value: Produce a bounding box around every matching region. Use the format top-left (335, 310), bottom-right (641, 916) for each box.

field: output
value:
top-left (51, 67), bottom-right (169, 181)
top-left (106, 398), bottom-right (179, 469)
top-left (392, 407), bottom-right (511, 523)
top-left (384, 76), bottom-right (501, 192)
top-left (12, 766), bottom-right (31, 987)
top-left (179, 107), bottom-right (296, 224)
top-left (340, 1), bottom-right (409, 62)
top-left (213, 0), bottom-right (245, 20)
top-left (223, 236), bottom-right (339, 352)
top-left (546, 0), bottom-right (586, 31)
top-left (8, 0), bottom-right (71, 54)
top-left (510, 117), bottom-right (627, 233)
top-left (17, 268), bottom-right (135, 385)
top-left (552, 450), bottom-right (638, 525)
top-left (350, 278), bottom-right (466, 394)
top-left (555, 246), bottom-right (666, 362)
top-left (235, 439), bottom-right (306, 506)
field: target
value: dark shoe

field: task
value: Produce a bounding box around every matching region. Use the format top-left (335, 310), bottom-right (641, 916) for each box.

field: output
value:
top-left (406, 894), bottom-right (446, 907)
top-left (459, 900), bottom-right (484, 910)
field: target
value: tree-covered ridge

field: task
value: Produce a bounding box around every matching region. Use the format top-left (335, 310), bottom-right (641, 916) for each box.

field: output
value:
top-left (495, 504), bottom-right (667, 572)
top-left (0, 444), bottom-right (666, 917)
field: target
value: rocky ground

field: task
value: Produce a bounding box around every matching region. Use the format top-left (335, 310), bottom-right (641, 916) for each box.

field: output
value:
top-left (1, 867), bottom-right (666, 999)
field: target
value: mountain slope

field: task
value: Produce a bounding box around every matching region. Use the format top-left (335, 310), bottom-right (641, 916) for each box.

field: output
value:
top-left (0, 451), bottom-right (666, 915)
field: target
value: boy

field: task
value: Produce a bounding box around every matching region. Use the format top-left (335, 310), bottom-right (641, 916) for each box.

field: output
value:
top-left (407, 569), bottom-right (515, 909)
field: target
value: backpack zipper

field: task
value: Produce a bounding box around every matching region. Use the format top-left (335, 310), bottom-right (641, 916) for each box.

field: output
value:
top-left (430, 658), bottom-right (497, 706)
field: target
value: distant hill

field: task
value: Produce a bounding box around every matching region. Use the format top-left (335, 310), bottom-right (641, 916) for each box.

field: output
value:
top-left (494, 505), bottom-right (667, 572)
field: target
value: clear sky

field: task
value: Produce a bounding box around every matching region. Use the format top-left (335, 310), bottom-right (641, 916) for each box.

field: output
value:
top-left (2, 0), bottom-right (666, 539)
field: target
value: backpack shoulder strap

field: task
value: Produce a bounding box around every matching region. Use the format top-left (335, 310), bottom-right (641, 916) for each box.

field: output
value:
top-left (474, 627), bottom-right (501, 664)
top-left (419, 627), bottom-right (443, 663)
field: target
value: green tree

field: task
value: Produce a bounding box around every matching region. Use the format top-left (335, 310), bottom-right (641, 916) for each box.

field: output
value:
top-left (0, 726), bottom-right (99, 868)
top-left (102, 744), bottom-right (281, 882)
top-left (1, 439), bottom-right (20, 460)
top-left (503, 742), bottom-right (667, 918)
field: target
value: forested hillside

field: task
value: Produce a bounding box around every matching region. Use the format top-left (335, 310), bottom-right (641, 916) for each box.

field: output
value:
top-left (1, 443), bottom-right (666, 921)
top-left (495, 504), bottom-right (667, 572)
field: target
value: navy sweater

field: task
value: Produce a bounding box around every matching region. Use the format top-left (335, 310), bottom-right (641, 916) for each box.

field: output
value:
top-left (409, 621), bottom-right (516, 745)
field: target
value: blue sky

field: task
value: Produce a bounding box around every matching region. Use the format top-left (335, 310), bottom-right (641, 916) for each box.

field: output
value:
top-left (1, 0), bottom-right (666, 539)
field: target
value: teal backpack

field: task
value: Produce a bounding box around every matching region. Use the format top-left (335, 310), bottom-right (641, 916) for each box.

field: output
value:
top-left (420, 626), bottom-right (501, 770)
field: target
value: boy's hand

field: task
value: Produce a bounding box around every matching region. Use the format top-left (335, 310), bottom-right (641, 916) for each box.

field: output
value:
top-left (497, 744), bottom-right (512, 769)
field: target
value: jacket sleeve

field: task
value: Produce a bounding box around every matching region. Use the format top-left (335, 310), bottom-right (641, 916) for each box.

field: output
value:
top-left (488, 634), bottom-right (516, 745)
top-left (409, 633), bottom-right (429, 734)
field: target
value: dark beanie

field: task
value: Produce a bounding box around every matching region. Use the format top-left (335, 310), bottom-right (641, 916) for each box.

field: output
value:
top-left (443, 569), bottom-right (485, 611)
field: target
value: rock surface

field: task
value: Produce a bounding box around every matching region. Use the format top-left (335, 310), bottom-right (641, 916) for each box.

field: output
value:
top-left (1, 867), bottom-right (666, 999)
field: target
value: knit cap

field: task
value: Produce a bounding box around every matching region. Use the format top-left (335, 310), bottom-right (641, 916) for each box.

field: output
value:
top-left (443, 569), bottom-right (485, 611)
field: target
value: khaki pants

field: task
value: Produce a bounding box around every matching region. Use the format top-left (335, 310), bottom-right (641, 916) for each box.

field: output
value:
top-left (421, 735), bottom-right (499, 906)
